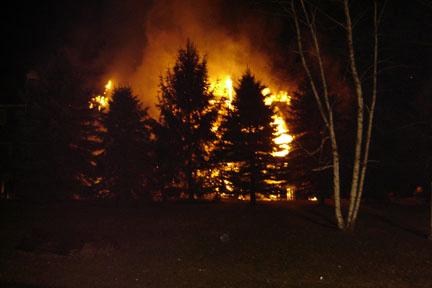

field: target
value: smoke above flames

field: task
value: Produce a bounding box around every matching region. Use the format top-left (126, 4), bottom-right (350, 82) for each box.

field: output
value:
top-left (96, 0), bottom-right (295, 115)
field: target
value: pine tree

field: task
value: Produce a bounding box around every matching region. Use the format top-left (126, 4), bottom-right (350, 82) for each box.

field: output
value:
top-left (217, 71), bottom-right (276, 205)
top-left (99, 87), bottom-right (153, 205)
top-left (288, 82), bottom-right (331, 203)
top-left (157, 41), bottom-right (216, 200)
top-left (288, 81), bottom-right (353, 204)
top-left (16, 59), bottom-right (96, 201)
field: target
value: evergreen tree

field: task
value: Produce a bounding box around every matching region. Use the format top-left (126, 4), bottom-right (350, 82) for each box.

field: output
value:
top-left (16, 59), bottom-right (96, 201)
top-left (99, 87), bottom-right (153, 205)
top-left (157, 41), bottom-right (216, 200)
top-left (288, 81), bottom-right (353, 203)
top-left (217, 71), bottom-right (276, 205)
top-left (288, 82), bottom-right (331, 203)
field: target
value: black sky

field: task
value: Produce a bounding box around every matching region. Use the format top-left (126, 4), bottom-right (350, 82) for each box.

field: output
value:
top-left (2, 0), bottom-right (431, 108)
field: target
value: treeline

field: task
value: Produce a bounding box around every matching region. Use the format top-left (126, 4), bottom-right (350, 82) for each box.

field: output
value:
top-left (7, 40), bottom-right (428, 206)
top-left (12, 41), bottom-right (299, 206)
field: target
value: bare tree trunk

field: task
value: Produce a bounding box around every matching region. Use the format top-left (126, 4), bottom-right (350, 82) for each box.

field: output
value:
top-left (329, 126), bottom-right (344, 229)
top-left (250, 161), bottom-right (257, 206)
top-left (343, 0), bottom-right (365, 230)
top-left (292, 0), bottom-right (345, 229)
top-left (187, 162), bottom-right (194, 201)
top-left (290, 0), bottom-right (380, 231)
top-left (250, 190), bottom-right (256, 206)
top-left (351, 0), bottom-right (379, 227)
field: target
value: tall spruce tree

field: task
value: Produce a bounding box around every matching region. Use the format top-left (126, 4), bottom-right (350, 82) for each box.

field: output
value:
top-left (288, 81), bottom-right (354, 204)
top-left (288, 82), bottom-right (332, 203)
top-left (16, 59), bottom-right (96, 201)
top-left (217, 71), bottom-right (276, 205)
top-left (157, 41), bottom-right (216, 200)
top-left (99, 87), bottom-right (153, 205)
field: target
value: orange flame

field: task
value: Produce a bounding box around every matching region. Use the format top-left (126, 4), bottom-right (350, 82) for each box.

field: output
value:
top-left (263, 88), bottom-right (293, 157)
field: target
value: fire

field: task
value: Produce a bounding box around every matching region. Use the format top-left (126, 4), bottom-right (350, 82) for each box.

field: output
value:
top-left (89, 80), bottom-right (113, 111)
top-left (92, 81), bottom-right (291, 158)
top-left (90, 75), bottom-right (293, 201)
top-left (262, 88), bottom-right (293, 157)
top-left (286, 187), bottom-right (295, 200)
top-left (209, 75), bottom-right (293, 157)
top-left (271, 115), bottom-right (292, 158)
top-left (210, 75), bottom-right (234, 110)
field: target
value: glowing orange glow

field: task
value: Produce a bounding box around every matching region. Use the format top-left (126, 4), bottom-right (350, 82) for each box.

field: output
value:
top-left (89, 80), bottom-right (113, 111)
top-left (308, 196), bottom-right (318, 202)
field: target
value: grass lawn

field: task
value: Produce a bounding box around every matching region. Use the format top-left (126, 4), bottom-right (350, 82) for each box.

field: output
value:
top-left (1, 200), bottom-right (431, 287)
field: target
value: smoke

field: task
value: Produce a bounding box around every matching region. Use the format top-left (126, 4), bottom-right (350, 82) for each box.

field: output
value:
top-left (96, 0), bottom-right (295, 116)
top-left (25, 0), bottom-right (360, 118)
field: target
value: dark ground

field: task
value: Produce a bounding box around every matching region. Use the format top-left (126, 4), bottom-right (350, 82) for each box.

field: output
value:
top-left (1, 200), bottom-right (431, 288)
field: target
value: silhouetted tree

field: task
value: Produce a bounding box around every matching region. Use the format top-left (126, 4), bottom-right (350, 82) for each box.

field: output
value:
top-left (217, 71), bottom-right (276, 205)
top-left (99, 87), bottom-right (153, 205)
top-left (288, 82), bottom-right (331, 203)
top-left (157, 41), bottom-right (216, 200)
top-left (16, 59), bottom-right (96, 201)
top-left (151, 120), bottom-right (184, 201)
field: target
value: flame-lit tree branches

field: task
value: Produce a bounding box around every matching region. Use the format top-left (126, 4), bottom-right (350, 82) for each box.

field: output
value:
top-left (289, 0), bottom-right (381, 230)
top-left (157, 41), bottom-right (217, 200)
top-left (216, 71), bottom-right (277, 205)
top-left (99, 87), bottom-right (153, 205)
top-left (288, 82), bottom-right (332, 203)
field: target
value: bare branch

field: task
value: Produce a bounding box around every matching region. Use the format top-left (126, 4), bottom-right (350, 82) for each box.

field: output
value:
top-left (296, 135), bottom-right (330, 157)
top-left (300, 0), bottom-right (332, 115)
top-left (303, 0), bottom-right (345, 28)
top-left (312, 164), bottom-right (333, 172)
top-left (291, 0), bottom-right (330, 128)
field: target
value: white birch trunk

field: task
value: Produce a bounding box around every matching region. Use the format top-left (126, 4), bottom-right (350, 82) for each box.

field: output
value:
top-left (351, 0), bottom-right (379, 227)
top-left (289, 0), bottom-right (380, 231)
top-left (343, 0), bottom-right (365, 230)
top-left (292, 0), bottom-right (345, 229)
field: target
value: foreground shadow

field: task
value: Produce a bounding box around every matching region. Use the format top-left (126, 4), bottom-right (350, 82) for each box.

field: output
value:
top-left (287, 205), bottom-right (338, 230)
top-left (369, 212), bottom-right (428, 239)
